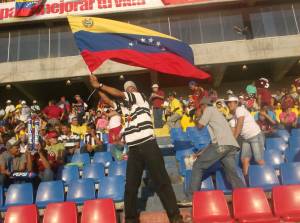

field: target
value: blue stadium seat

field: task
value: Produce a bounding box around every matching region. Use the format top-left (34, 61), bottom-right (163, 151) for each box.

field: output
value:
top-left (248, 165), bottom-right (280, 191)
top-left (93, 152), bottom-right (113, 166)
top-left (265, 137), bottom-right (288, 152)
top-left (67, 179), bottom-right (96, 204)
top-left (216, 168), bottom-right (246, 194)
top-left (285, 148), bottom-right (300, 162)
top-left (61, 166), bottom-right (80, 185)
top-left (98, 176), bottom-right (125, 202)
top-left (280, 162), bottom-right (300, 185)
top-left (36, 180), bottom-right (65, 208)
top-left (4, 183), bottom-right (33, 209)
top-left (175, 147), bottom-right (194, 161)
top-left (173, 140), bottom-right (193, 151)
top-left (71, 153), bottom-right (90, 165)
top-left (82, 163), bottom-right (105, 181)
top-left (289, 136), bottom-right (300, 150)
top-left (108, 161), bottom-right (127, 176)
top-left (275, 129), bottom-right (290, 143)
top-left (291, 128), bottom-right (300, 137)
top-left (102, 133), bottom-right (109, 144)
top-left (0, 186), bottom-right (3, 208)
top-left (184, 170), bottom-right (214, 194)
top-left (170, 128), bottom-right (184, 137)
top-left (264, 149), bottom-right (284, 169)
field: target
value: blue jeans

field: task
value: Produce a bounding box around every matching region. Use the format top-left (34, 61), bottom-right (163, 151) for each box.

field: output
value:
top-left (39, 168), bottom-right (54, 182)
top-left (241, 133), bottom-right (264, 162)
top-left (153, 108), bottom-right (164, 128)
top-left (187, 144), bottom-right (245, 199)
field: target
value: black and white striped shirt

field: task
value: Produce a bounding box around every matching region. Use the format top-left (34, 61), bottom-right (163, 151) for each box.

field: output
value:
top-left (114, 92), bottom-right (154, 147)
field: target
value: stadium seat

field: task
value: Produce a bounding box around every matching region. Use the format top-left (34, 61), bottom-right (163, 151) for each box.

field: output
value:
top-left (61, 166), bottom-right (80, 185)
top-left (175, 147), bottom-right (194, 161)
top-left (264, 150), bottom-right (284, 169)
top-left (193, 190), bottom-right (233, 223)
top-left (102, 133), bottom-right (109, 144)
top-left (291, 128), bottom-right (300, 137)
top-left (265, 137), bottom-right (287, 152)
top-left (273, 185), bottom-right (300, 222)
top-left (43, 202), bottom-right (78, 223)
top-left (82, 163), bottom-right (105, 181)
top-left (184, 170), bottom-right (214, 194)
top-left (67, 179), bottom-right (96, 204)
top-left (173, 140), bottom-right (193, 151)
top-left (280, 162), bottom-right (300, 185)
top-left (71, 153), bottom-right (90, 165)
top-left (98, 176), bottom-right (125, 202)
top-left (5, 204), bottom-right (38, 223)
top-left (4, 183), bottom-right (33, 209)
top-left (275, 129), bottom-right (289, 142)
top-left (81, 199), bottom-right (117, 223)
top-left (216, 168), bottom-right (246, 194)
top-left (93, 152), bottom-right (113, 166)
top-left (108, 160), bottom-right (127, 176)
top-left (285, 148), bottom-right (300, 162)
top-left (233, 187), bottom-right (280, 223)
top-left (248, 165), bottom-right (279, 191)
top-left (36, 180), bottom-right (65, 208)
top-left (289, 136), bottom-right (300, 149)
top-left (0, 185), bottom-right (3, 207)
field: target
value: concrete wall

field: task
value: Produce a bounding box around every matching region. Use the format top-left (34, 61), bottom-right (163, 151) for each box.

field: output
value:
top-left (0, 34), bottom-right (299, 84)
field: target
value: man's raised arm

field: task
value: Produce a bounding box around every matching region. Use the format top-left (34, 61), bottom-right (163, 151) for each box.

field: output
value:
top-left (89, 75), bottom-right (125, 99)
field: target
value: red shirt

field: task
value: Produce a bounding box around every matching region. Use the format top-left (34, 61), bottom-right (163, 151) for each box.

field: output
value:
top-left (192, 88), bottom-right (208, 109)
top-left (43, 105), bottom-right (63, 119)
top-left (151, 90), bottom-right (165, 108)
top-left (257, 88), bottom-right (272, 106)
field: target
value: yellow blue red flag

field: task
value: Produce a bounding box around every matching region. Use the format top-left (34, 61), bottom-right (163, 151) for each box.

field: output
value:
top-left (67, 16), bottom-right (210, 80)
top-left (15, 0), bottom-right (43, 17)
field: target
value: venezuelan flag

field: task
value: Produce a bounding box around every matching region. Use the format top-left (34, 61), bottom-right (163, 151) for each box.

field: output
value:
top-left (15, 0), bottom-right (41, 17)
top-left (68, 16), bottom-right (210, 80)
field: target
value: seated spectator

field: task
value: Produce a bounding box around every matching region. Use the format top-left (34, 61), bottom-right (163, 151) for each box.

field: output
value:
top-left (70, 117), bottom-right (87, 138)
top-left (45, 131), bottom-right (65, 164)
top-left (81, 123), bottom-right (103, 156)
top-left (28, 141), bottom-right (54, 182)
top-left (254, 105), bottom-right (277, 123)
top-left (279, 107), bottom-right (297, 132)
top-left (0, 138), bottom-right (30, 186)
top-left (96, 112), bottom-right (109, 132)
top-left (166, 92), bottom-right (183, 129)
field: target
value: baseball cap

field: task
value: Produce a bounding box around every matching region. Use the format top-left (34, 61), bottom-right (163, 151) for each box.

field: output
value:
top-left (124, 81), bottom-right (137, 91)
top-left (33, 100), bottom-right (37, 104)
top-left (188, 81), bottom-right (197, 88)
top-left (200, 97), bottom-right (212, 105)
top-left (21, 100), bottom-right (26, 105)
top-left (6, 137), bottom-right (21, 150)
top-left (226, 90), bottom-right (234, 95)
top-left (225, 96), bottom-right (239, 102)
top-left (6, 100), bottom-right (11, 104)
top-left (152, 84), bottom-right (159, 88)
top-left (46, 131), bottom-right (58, 139)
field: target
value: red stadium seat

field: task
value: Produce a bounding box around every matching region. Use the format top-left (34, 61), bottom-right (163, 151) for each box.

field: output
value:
top-left (193, 190), bottom-right (234, 223)
top-left (43, 202), bottom-right (78, 223)
top-left (81, 199), bottom-right (117, 223)
top-left (5, 204), bottom-right (38, 223)
top-left (273, 185), bottom-right (300, 222)
top-left (233, 188), bottom-right (280, 223)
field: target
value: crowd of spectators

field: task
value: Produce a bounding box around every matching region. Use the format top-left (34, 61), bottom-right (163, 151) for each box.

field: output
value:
top-left (0, 76), bottom-right (300, 188)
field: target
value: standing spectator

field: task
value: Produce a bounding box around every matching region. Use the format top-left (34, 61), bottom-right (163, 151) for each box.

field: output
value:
top-left (227, 96), bottom-right (265, 176)
top-left (72, 95), bottom-right (87, 124)
top-left (57, 96), bottom-right (71, 121)
top-left (166, 92), bottom-right (183, 129)
top-left (89, 75), bottom-right (183, 223)
top-left (256, 77), bottom-right (272, 108)
top-left (256, 107), bottom-right (276, 136)
top-left (184, 97), bottom-right (245, 203)
top-left (189, 81), bottom-right (207, 116)
top-left (254, 105), bottom-right (277, 123)
top-left (20, 101), bottom-right (31, 122)
top-left (149, 84), bottom-right (165, 129)
top-left (43, 100), bottom-right (63, 126)
top-left (4, 100), bottom-right (15, 119)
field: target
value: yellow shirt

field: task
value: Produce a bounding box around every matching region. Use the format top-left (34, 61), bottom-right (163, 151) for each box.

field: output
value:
top-left (275, 109), bottom-right (282, 122)
top-left (217, 106), bottom-right (230, 119)
top-left (181, 114), bottom-right (195, 132)
top-left (291, 107), bottom-right (299, 117)
top-left (71, 124), bottom-right (87, 138)
top-left (170, 98), bottom-right (183, 116)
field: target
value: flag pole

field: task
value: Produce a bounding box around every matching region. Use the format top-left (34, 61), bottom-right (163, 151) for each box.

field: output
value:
top-left (87, 72), bottom-right (96, 102)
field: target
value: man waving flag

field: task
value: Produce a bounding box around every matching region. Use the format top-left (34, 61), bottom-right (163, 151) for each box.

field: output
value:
top-left (67, 16), bottom-right (210, 80)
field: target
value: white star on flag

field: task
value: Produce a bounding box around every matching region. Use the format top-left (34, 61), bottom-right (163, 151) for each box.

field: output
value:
top-left (148, 38), bottom-right (154, 43)
top-left (156, 41), bottom-right (161, 46)
top-left (140, 38), bottom-right (146, 43)
top-left (128, 42), bottom-right (134, 47)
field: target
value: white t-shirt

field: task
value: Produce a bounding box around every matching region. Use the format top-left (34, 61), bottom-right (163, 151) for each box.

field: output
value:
top-left (235, 106), bottom-right (261, 139)
top-left (109, 115), bottom-right (121, 129)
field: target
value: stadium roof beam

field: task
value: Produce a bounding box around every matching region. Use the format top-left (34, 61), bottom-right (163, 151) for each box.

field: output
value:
top-left (211, 65), bottom-right (227, 88)
top-left (271, 59), bottom-right (298, 82)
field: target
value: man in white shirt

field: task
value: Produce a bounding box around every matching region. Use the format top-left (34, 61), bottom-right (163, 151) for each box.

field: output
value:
top-left (227, 96), bottom-right (265, 176)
